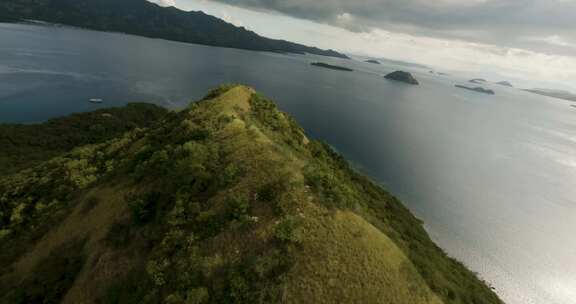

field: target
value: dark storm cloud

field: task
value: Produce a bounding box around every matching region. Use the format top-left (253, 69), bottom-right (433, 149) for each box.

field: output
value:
top-left (206, 0), bottom-right (576, 56)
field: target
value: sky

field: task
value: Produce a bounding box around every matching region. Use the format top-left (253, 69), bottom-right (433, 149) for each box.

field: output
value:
top-left (149, 0), bottom-right (576, 91)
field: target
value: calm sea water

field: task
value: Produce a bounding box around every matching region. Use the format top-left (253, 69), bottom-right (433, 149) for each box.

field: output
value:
top-left (2, 23), bottom-right (576, 304)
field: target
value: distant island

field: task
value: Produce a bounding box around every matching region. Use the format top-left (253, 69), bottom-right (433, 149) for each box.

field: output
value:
top-left (468, 79), bottom-right (512, 87)
top-left (365, 59), bottom-right (381, 64)
top-left (0, 0), bottom-right (349, 59)
top-left (311, 62), bottom-right (354, 72)
top-left (456, 85), bottom-right (495, 95)
top-left (430, 71), bottom-right (449, 76)
top-left (496, 81), bottom-right (513, 87)
top-left (525, 88), bottom-right (576, 102)
top-left (384, 71), bottom-right (419, 85)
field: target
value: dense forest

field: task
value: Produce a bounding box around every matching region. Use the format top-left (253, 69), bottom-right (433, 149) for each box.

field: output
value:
top-left (0, 85), bottom-right (502, 304)
top-left (0, 0), bottom-right (349, 59)
top-left (0, 103), bottom-right (167, 176)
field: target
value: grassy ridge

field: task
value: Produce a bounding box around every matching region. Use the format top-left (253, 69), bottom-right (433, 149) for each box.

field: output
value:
top-left (301, 140), bottom-right (501, 303)
top-left (0, 85), bottom-right (502, 304)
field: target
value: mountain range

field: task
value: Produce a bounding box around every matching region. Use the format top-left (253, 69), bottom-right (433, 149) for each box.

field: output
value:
top-left (0, 0), bottom-right (349, 59)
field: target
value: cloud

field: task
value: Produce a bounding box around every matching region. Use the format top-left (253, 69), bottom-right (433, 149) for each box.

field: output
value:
top-left (148, 0), bottom-right (176, 7)
top-left (204, 0), bottom-right (576, 56)
top-left (170, 0), bottom-right (576, 90)
top-left (219, 10), bottom-right (245, 27)
top-left (524, 35), bottom-right (576, 49)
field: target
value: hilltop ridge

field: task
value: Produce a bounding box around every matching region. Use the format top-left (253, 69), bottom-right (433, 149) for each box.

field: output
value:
top-left (0, 85), bottom-right (502, 304)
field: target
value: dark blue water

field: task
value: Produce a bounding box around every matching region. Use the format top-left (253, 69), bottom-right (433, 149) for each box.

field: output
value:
top-left (2, 23), bottom-right (576, 304)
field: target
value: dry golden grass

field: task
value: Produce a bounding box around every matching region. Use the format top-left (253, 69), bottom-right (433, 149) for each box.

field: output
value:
top-left (207, 86), bottom-right (444, 304)
top-left (284, 202), bottom-right (444, 304)
top-left (14, 183), bottom-right (130, 277)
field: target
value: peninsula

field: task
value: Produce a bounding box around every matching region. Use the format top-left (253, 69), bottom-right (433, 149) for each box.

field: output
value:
top-left (0, 85), bottom-right (502, 304)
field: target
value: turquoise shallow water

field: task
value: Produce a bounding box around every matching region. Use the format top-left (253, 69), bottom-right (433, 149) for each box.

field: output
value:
top-left (2, 23), bottom-right (576, 304)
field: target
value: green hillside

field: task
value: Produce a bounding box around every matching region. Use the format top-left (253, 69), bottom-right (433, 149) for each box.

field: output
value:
top-left (0, 103), bottom-right (168, 176)
top-left (0, 85), bottom-right (502, 304)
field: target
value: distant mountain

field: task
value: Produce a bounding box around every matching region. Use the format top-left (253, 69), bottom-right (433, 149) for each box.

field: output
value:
top-left (0, 0), bottom-right (349, 59)
top-left (365, 59), bottom-right (381, 64)
top-left (525, 88), bottom-right (576, 102)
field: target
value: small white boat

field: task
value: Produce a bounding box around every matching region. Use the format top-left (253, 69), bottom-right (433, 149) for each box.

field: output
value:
top-left (89, 98), bottom-right (103, 104)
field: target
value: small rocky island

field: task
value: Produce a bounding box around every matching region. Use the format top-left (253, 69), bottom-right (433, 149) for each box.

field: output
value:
top-left (455, 85), bottom-right (495, 95)
top-left (496, 81), bottom-right (513, 87)
top-left (311, 62), bottom-right (354, 72)
top-left (384, 71), bottom-right (419, 85)
top-left (469, 79), bottom-right (487, 84)
top-left (365, 59), bottom-right (381, 64)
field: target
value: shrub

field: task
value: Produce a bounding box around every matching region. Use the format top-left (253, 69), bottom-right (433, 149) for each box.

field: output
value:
top-left (251, 249), bottom-right (285, 279)
top-left (257, 178), bottom-right (289, 214)
top-left (170, 141), bottom-right (219, 193)
top-left (257, 179), bottom-right (287, 203)
top-left (9, 203), bottom-right (27, 225)
top-left (219, 163), bottom-right (243, 188)
top-left (64, 158), bottom-right (99, 188)
top-left (146, 259), bottom-right (170, 287)
top-left (0, 229), bottom-right (11, 240)
top-left (127, 192), bottom-right (161, 225)
top-left (200, 254), bottom-right (224, 279)
top-left (227, 195), bottom-right (250, 221)
top-left (304, 164), bottom-right (360, 210)
top-left (274, 216), bottom-right (303, 244)
top-left (185, 287), bottom-right (209, 304)
top-left (195, 209), bottom-right (228, 238)
top-left (168, 199), bottom-right (190, 226)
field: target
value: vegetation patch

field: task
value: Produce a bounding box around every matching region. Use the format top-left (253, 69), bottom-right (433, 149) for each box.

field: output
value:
top-left (1, 238), bottom-right (87, 304)
top-left (0, 103), bottom-right (167, 176)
